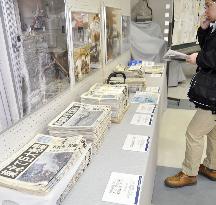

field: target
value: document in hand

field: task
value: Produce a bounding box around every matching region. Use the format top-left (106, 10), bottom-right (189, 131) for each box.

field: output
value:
top-left (163, 49), bottom-right (188, 62)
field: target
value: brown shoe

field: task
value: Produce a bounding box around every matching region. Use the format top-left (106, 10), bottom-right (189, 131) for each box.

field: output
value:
top-left (164, 171), bottom-right (197, 188)
top-left (198, 164), bottom-right (216, 181)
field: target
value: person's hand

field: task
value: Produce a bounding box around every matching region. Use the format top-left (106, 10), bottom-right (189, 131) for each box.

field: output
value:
top-left (200, 14), bottom-right (211, 30)
top-left (186, 53), bottom-right (198, 65)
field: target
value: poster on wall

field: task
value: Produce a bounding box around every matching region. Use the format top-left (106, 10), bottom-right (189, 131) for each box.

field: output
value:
top-left (105, 7), bottom-right (121, 63)
top-left (73, 45), bottom-right (91, 81)
top-left (121, 16), bottom-right (130, 53)
top-left (8, 0), bottom-right (70, 119)
top-left (72, 12), bottom-right (101, 81)
top-left (172, 0), bottom-right (205, 45)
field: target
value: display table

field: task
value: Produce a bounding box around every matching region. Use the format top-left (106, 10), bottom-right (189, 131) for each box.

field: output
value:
top-left (62, 70), bottom-right (167, 205)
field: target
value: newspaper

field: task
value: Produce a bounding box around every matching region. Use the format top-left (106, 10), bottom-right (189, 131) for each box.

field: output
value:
top-left (81, 84), bottom-right (129, 122)
top-left (111, 64), bottom-right (146, 92)
top-left (144, 63), bottom-right (165, 74)
top-left (115, 64), bottom-right (145, 78)
top-left (48, 102), bottom-right (111, 153)
top-left (0, 134), bottom-right (91, 195)
top-left (163, 49), bottom-right (187, 62)
top-left (56, 144), bottom-right (91, 204)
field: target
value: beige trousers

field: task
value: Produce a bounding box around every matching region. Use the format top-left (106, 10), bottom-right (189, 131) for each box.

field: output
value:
top-left (182, 109), bottom-right (216, 176)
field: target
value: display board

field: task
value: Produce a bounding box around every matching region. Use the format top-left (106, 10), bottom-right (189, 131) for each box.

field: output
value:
top-left (172, 0), bottom-right (205, 45)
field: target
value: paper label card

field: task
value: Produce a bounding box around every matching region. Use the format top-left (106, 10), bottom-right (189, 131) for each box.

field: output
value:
top-left (166, 4), bottom-right (171, 9)
top-left (150, 74), bottom-right (162, 78)
top-left (145, 86), bottom-right (160, 93)
top-left (165, 12), bottom-right (170, 18)
top-left (131, 114), bottom-right (153, 126)
top-left (142, 61), bottom-right (155, 66)
top-left (165, 21), bottom-right (169, 26)
top-left (131, 92), bottom-right (160, 104)
top-left (102, 172), bottom-right (143, 205)
top-left (136, 104), bottom-right (156, 114)
top-left (122, 134), bottom-right (151, 152)
top-left (164, 28), bottom-right (169, 34)
top-left (164, 37), bottom-right (168, 41)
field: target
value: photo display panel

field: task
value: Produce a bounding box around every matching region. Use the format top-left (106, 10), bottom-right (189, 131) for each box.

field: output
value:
top-left (121, 16), bottom-right (130, 53)
top-left (72, 12), bottom-right (101, 81)
top-left (105, 7), bottom-right (121, 63)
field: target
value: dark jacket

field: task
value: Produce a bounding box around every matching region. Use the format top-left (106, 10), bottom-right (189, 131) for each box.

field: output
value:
top-left (189, 25), bottom-right (216, 113)
top-left (196, 26), bottom-right (216, 71)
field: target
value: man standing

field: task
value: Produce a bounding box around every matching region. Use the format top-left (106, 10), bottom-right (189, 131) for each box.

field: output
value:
top-left (165, 0), bottom-right (216, 188)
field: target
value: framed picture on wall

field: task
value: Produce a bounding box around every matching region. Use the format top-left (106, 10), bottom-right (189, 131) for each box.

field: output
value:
top-left (105, 7), bottom-right (121, 64)
top-left (71, 12), bottom-right (101, 81)
top-left (121, 16), bottom-right (131, 53)
top-left (0, 0), bottom-right (70, 127)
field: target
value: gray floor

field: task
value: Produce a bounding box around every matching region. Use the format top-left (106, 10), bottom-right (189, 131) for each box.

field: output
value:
top-left (152, 166), bottom-right (216, 205)
top-left (152, 62), bottom-right (216, 205)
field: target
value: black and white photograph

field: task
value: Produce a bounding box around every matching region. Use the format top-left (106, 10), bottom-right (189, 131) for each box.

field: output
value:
top-left (63, 109), bottom-right (104, 127)
top-left (121, 16), bottom-right (130, 53)
top-left (105, 7), bottom-right (121, 63)
top-left (18, 152), bottom-right (72, 184)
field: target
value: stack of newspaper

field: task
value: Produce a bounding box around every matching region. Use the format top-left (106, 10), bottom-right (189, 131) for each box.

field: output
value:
top-left (0, 134), bottom-right (91, 199)
top-left (81, 83), bottom-right (129, 123)
top-left (48, 102), bottom-right (111, 152)
top-left (111, 64), bottom-right (146, 92)
top-left (141, 61), bottom-right (165, 74)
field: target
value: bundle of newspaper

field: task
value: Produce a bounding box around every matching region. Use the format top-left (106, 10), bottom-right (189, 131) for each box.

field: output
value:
top-left (81, 83), bottom-right (129, 123)
top-left (0, 134), bottom-right (91, 197)
top-left (141, 61), bottom-right (165, 74)
top-left (48, 102), bottom-right (111, 153)
top-left (115, 64), bottom-right (145, 78)
top-left (111, 64), bottom-right (146, 92)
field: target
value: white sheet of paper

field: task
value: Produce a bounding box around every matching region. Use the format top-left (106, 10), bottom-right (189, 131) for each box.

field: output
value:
top-left (165, 21), bottom-right (169, 26)
top-left (131, 114), bottom-right (153, 126)
top-left (102, 172), bottom-right (143, 205)
top-left (122, 134), bottom-right (151, 152)
top-left (150, 73), bottom-right (162, 78)
top-left (164, 28), bottom-right (169, 34)
top-left (142, 61), bottom-right (155, 66)
top-left (166, 4), bottom-right (171, 9)
top-left (146, 86), bottom-right (160, 93)
top-left (164, 37), bottom-right (168, 41)
top-left (136, 104), bottom-right (156, 114)
top-left (165, 12), bottom-right (170, 18)
top-left (131, 91), bottom-right (160, 104)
